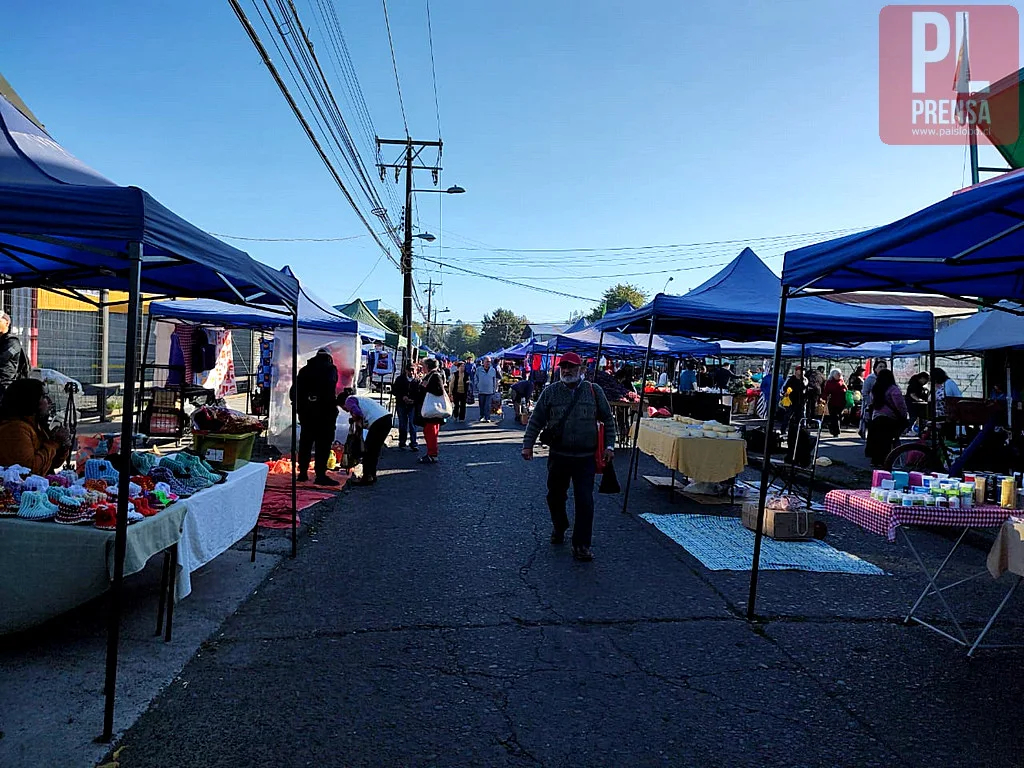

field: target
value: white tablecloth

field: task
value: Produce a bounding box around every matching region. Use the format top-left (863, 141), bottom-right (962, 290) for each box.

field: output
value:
top-left (175, 461), bottom-right (269, 600)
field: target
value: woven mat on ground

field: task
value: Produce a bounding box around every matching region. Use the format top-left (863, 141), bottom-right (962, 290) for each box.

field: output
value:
top-left (258, 472), bottom-right (348, 529)
top-left (639, 513), bottom-right (886, 575)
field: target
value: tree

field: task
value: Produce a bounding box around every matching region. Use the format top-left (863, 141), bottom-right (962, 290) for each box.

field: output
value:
top-left (377, 308), bottom-right (402, 334)
top-left (587, 283), bottom-right (648, 321)
top-left (445, 322), bottom-right (480, 358)
top-left (479, 308), bottom-right (528, 355)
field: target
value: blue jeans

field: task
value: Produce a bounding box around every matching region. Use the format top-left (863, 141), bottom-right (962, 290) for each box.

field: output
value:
top-left (396, 403), bottom-right (417, 447)
top-left (478, 393), bottom-right (494, 421)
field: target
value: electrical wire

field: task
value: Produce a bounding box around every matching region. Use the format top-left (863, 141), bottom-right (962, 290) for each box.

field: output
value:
top-left (209, 232), bottom-right (368, 242)
top-left (425, 0), bottom-right (441, 137)
top-left (414, 254), bottom-right (599, 301)
top-left (381, 0), bottom-right (409, 136)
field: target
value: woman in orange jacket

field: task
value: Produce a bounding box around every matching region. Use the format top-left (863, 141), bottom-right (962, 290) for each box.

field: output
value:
top-left (0, 379), bottom-right (72, 475)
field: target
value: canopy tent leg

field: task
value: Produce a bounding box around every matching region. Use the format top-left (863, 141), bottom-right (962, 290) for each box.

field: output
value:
top-left (1008, 362), bottom-right (1013, 431)
top-left (291, 309), bottom-right (299, 559)
top-left (593, 331), bottom-right (605, 376)
top-left (101, 242), bottom-right (143, 742)
top-left (929, 334), bottom-right (937, 455)
top-left (136, 310), bottom-right (154, 434)
top-left (747, 288), bottom-right (788, 622)
top-left (622, 317), bottom-right (657, 513)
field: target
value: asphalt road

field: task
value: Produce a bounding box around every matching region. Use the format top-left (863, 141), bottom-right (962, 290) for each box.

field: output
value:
top-left (110, 413), bottom-right (1024, 767)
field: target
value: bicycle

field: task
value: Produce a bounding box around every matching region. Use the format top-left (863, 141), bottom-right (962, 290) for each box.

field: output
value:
top-left (884, 417), bottom-right (994, 475)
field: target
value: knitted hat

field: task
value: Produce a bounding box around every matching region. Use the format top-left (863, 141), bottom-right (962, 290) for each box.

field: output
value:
top-left (55, 499), bottom-right (93, 526)
top-left (23, 475), bottom-right (50, 493)
top-left (84, 490), bottom-right (106, 507)
top-left (66, 485), bottom-right (87, 498)
top-left (58, 469), bottom-right (80, 485)
top-left (47, 486), bottom-right (69, 505)
top-left (93, 504), bottom-right (117, 530)
top-left (85, 459), bottom-right (116, 480)
top-left (3, 467), bottom-right (25, 484)
top-left (45, 474), bottom-right (68, 488)
top-left (17, 491), bottom-right (59, 521)
top-left (7, 464), bottom-right (30, 477)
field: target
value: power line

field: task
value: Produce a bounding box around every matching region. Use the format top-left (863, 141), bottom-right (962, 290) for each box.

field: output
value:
top-left (380, 0), bottom-right (409, 136)
top-left (424, 0), bottom-right (441, 137)
top-left (209, 232), bottom-right (368, 242)
top-left (415, 254), bottom-right (599, 301)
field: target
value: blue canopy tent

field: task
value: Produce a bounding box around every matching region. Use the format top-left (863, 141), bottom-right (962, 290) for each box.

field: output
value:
top-left (563, 316), bottom-right (591, 334)
top-left (896, 309), bottom-right (1024, 355)
top-left (0, 87), bottom-right (301, 739)
top-left (590, 248), bottom-right (933, 518)
top-left (742, 176), bottom-right (1024, 621)
top-left (549, 327), bottom-right (719, 358)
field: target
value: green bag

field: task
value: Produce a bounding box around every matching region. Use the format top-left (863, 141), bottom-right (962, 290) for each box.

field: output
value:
top-left (844, 390), bottom-right (856, 409)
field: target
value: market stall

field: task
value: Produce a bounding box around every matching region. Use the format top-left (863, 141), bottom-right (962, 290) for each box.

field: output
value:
top-left (593, 247), bottom-right (934, 517)
top-left (637, 417), bottom-right (747, 497)
top-left (0, 88), bottom-right (300, 739)
top-left (749, 168), bottom-right (1024, 626)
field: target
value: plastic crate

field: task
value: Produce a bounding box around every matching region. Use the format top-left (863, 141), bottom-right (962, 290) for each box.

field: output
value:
top-left (191, 431), bottom-right (257, 471)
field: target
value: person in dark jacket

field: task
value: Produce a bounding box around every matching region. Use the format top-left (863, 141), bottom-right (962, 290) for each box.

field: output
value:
top-left (522, 352), bottom-right (616, 563)
top-left (0, 312), bottom-right (27, 398)
top-left (805, 366), bottom-right (826, 421)
top-left (392, 361), bottom-right (421, 450)
top-left (414, 358), bottom-right (446, 464)
top-left (448, 361), bottom-right (470, 422)
top-left (295, 348), bottom-right (340, 485)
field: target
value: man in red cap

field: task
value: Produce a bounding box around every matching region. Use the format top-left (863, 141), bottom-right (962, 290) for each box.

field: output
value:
top-left (521, 352), bottom-right (616, 562)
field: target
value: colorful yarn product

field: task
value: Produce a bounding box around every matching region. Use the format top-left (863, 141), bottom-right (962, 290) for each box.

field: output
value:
top-left (2, 467), bottom-right (25, 484)
top-left (4, 480), bottom-right (23, 503)
top-left (17, 491), bottom-right (58, 521)
top-left (0, 488), bottom-right (16, 517)
top-left (85, 459), bottom-right (115, 480)
top-left (66, 485), bottom-right (87, 499)
top-left (58, 469), bottom-right (80, 486)
top-left (47, 486), bottom-right (68, 505)
top-left (45, 474), bottom-right (69, 488)
top-left (84, 478), bottom-right (108, 492)
top-left (23, 475), bottom-right (50, 493)
top-left (131, 475), bottom-right (156, 492)
top-left (131, 451), bottom-right (158, 474)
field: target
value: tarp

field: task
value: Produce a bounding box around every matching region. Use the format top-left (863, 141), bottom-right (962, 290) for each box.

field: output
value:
top-left (716, 341), bottom-right (803, 357)
top-left (0, 90), bottom-right (298, 306)
top-left (781, 171), bottom-right (1024, 301)
top-left (499, 339), bottom-right (548, 360)
top-left (596, 248), bottom-right (934, 342)
top-left (150, 267), bottom-right (360, 335)
top-left (563, 316), bottom-right (590, 334)
top-left (549, 327), bottom-right (719, 357)
top-left (896, 308), bottom-right (1024, 354)
top-left (334, 298), bottom-right (400, 346)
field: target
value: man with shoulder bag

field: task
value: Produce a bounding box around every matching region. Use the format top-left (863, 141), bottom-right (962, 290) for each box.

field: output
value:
top-left (522, 352), bottom-right (616, 562)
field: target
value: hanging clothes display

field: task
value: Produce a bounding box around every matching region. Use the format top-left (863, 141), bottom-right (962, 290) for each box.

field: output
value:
top-left (197, 329), bottom-right (237, 399)
top-left (257, 337), bottom-right (274, 389)
top-left (168, 323), bottom-right (195, 385)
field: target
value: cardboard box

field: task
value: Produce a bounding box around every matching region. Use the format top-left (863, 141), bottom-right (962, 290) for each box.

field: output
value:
top-left (741, 500), bottom-right (815, 541)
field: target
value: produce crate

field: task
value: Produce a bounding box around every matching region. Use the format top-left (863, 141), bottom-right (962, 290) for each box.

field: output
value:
top-left (191, 431), bottom-right (257, 471)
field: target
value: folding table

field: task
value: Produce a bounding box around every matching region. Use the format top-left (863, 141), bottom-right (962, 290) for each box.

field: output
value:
top-left (825, 489), bottom-right (1018, 654)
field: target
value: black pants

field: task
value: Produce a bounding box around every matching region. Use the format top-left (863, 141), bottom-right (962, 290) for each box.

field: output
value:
top-left (452, 392), bottom-right (467, 421)
top-left (547, 454), bottom-right (597, 548)
top-left (361, 416), bottom-right (392, 480)
top-left (826, 403), bottom-right (843, 437)
top-left (865, 415), bottom-right (901, 466)
top-left (298, 418), bottom-right (337, 478)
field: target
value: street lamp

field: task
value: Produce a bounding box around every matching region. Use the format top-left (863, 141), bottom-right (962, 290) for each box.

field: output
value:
top-left (662, 276), bottom-right (674, 293)
top-left (411, 185), bottom-right (466, 194)
top-left (413, 232), bottom-right (436, 242)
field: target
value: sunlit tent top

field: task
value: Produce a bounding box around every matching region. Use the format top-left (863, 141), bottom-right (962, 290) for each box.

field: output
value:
top-left (781, 171), bottom-right (1024, 301)
top-left (550, 327), bottom-right (719, 358)
top-left (0, 90), bottom-right (298, 306)
top-left (150, 268), bottom-right (359, 334)
top-left (896, 306), bottom-right (1024, 354)
top-left (334, 298), bottom-right (396, 345)
top-left (594, 248), bottom-right (934, 342)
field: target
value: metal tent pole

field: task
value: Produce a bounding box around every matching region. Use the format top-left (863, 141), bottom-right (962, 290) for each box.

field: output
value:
top-left (747, 288), bottom-right (789, 621)
top-left (622, 316), bottom-right (657, 513)
top-left (291, 309), bottom-right (299, 558)
top-left (101, 242), bottom-right (143, 741)
top-left (136, 311), bottom-right (154, 433)
top-left (929, 333), bottom-right (937, 455)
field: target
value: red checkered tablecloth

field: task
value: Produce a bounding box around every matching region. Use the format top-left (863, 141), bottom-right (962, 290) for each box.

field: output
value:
top-left (824, 489), bottom-right (1014, 542)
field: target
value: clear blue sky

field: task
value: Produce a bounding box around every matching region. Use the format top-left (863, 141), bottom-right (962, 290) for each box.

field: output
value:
top-left (4, 0), bottom-right (1020, 327)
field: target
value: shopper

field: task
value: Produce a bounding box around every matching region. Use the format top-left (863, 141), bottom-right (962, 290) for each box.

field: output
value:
top-left (0, 378), bottom-right (71, 474)
top-left (340, 389), bottom-right (393, 486)
top-left (848, 366), bottom-right (865, 393)
top-left (779, 364), bottom-right (806, 432)
top-left (865, 369), bottom-right (908, 467)
top-left (678, 361), bottom-right (697, 392)
top-left (822, 367), bottom-right (848, 437)
top-left (0, 311), bottom-right (28, 399)
top-left (511, 377), bottom-right (534, 423)
top-left (932, 367), bottom-right (963, 418)
top-left (522, 352), bottom-right (616, 563)
top-left (295, 348), bottom-right (340, 486)
top-left (474, 356), bottom-right (499, 423)
top-left (805, 365), bottom-right (826, 421)
top-left (392, 361), bottom-right (420, 451)
top-left (449, 361), bottom-right (470, 422)
top-left (414, 358), bottom-right (446, 464)
top-left (859, 359), bottom-right (888, 439)
top-left (905, 372), bottom-right (930, 431)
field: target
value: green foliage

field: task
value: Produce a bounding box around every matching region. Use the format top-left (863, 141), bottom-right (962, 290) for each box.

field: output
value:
top-left (479, 308), bottom-right (528, 355)
top-left (587, 283), bottom-right (648, 321)
top-left (377, 308), bottom-right (402, 334)
top-left (445, 322), bottom-right (481, 357)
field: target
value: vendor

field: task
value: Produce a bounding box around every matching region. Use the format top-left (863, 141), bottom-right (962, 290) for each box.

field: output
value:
top-left (0, 379), bottom-right (72, 474)
top-left (340, 388), bottom-right (393, 486)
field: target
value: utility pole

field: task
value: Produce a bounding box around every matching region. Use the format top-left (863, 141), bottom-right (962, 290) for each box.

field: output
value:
top-left (376, 137), bottom-right (443, 359)
top-left (423, 278), bottom-right (437, 349)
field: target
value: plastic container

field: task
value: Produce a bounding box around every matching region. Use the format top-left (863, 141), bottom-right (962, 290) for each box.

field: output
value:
top-left (191, 430), bottom-right (256, 471)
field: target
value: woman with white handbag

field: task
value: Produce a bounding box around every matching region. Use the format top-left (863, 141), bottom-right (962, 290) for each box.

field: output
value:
top-left (414, 358), bottom-right (451, 464)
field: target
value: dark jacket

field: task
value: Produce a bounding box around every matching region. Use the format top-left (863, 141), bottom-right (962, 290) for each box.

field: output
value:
top-left (414, 371), bottom-right (446, 426)
top-left (523, 381), bottom-right (615, 458)
top-left (393, 374), bottom-right (421, 406)
top-left (295, 353), bottom-right (338, 423)
top-left (0, 331), bottom-right (26, 387)
top-left (782, 375), bottom-right (806, 411)
top-left (0, 416), bottom-right (64, 475)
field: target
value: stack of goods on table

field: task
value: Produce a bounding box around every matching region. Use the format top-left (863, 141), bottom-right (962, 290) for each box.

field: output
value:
top-left (0, 458), bottom-right (181, 529)
top-left (870, 469), bottom-right (1024, 510)
top-left (668, 416), bottom-right (744, 440)
top-left (190, 406), bottom-right (265, 471)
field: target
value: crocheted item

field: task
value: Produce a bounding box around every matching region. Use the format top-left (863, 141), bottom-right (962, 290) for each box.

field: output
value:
top-left (47, 486), bottom-right (69, 505)
top-left (84, 478), bottom-right (108, 492)
top-left (131, 452), bottom-right (158, 473)
top-left (17, 491), bottom-right (58, 521)
top-left (55, 499), bottom-right (93, 526)
top-left (4, 480), bottom-right (22, 503)
top-left (176, 453), bottom-right (225, 484)
top-left (84, 490), bottom-right (106, 507)
top-left (133, 497), bottom-right (159, 516)
top-left (45, 474), bottom-right (69, 488)
top-left (131, 475), bottom-right (156, 492)
top-left (59, 469), bottom-right (80, 485)
top-left (66, 485), bottom-right (87, 498)
top-left (93, 504), bottom-right (117, 530)
top-left (99, 471), bottom-right (120, 486)
top-left (154, 481), bottom-right (172, 495)
top-left (0, 488), bottom-right (15, 517)
top-left (6, 464), bottom-right (30, 477)
top-left (23, 475), bottom-right (50, 493)
top-left (85, 459), bottom-right (116, 480)
top-left (127, 508), bottom-right (144, 524)
top-left (3, 467), bottom-right (25, 484)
